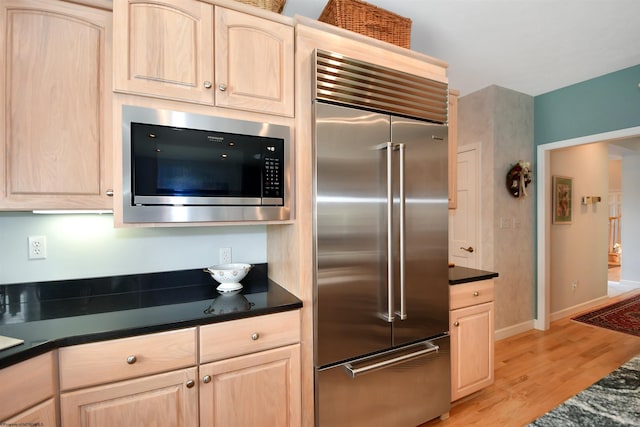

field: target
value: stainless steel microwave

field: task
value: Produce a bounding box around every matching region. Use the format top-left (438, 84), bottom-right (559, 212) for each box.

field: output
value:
top-left (121, 105), bottom-right (291, 223)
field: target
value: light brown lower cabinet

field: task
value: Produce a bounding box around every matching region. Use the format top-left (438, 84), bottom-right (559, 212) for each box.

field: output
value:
top-left (60, 345), bottom-right (301, 427)
top-left (449, 280), bottom-right (495, 401)
top-left (200, 344), bottom-right (301, 427)
top-left (0, 351), bottom-right (57, 425)
top-left (60, 367), bottom-right (199, 426)
top-left (3, 398), bottom-right (57, 426)
top-left (57, 310), bottom-right (301, 426)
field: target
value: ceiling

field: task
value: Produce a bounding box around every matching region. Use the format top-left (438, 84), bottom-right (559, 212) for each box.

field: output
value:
top-left (281, 0), bottom-right (640, 98)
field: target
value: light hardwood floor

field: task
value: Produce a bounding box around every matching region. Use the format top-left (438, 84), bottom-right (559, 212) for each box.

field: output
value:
top-left (422, 289), bottom-right (640, 427)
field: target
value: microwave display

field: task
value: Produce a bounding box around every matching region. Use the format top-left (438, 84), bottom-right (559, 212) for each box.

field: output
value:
top-left (131, 123), bottom-right (283, 204)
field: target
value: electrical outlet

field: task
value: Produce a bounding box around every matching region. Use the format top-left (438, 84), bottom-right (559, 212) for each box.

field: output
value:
top-left (220, 247), bottom-right (232, 264)
top-left (28, 236), bottom-right (47, 259)
top-left (571, 281), bottom-right (578, 291)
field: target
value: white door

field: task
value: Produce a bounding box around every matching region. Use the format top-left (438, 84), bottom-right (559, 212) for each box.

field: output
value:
top-left (449, 145), bottom-right (480, 268)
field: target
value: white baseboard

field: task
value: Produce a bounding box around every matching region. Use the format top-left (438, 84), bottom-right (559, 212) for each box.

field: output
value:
top-left (493, 290), bottom-right (637, 341)
top-left (495, 320), bottom-right (535, 341)
top-left (549, 296), bottom-right (609, 322)
top-left (609, 280), bottom-right (640, 297)
top-left (618, 279), bottom-right (640, 289)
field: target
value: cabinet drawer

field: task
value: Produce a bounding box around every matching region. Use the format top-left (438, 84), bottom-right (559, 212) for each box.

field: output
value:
top-left (200, 310), bottom-right (300, 363)
top-left (0, 352), bottom-right (56, 421)
top-left (59, 327), bottom-right (197, 391)
top-left (450, 279), bottom-right (494, 310)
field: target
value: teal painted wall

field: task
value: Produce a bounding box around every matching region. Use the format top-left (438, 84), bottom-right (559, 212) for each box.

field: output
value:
top-left (534, 64), bottom-right (640, 145)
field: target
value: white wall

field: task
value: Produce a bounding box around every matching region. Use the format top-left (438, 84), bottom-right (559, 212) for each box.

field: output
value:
top-left (0, 212), bottom-right (267, 284)
top-left (549, 143), bottom-right (609, 312)
top-left (621, 153), bottom-right (640, 284)
top-left (609, 159), bottom-right (622, 191)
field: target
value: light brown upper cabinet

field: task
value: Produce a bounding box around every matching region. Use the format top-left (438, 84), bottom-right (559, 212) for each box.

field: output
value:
top-left (113, 0), bottom-right (294, 117)
top-left (0, 0), bottom-right (113, 210)
top-left (113, 0), bottom-right (214, 104)
top-left (214, 7), bottom-right (294, 116)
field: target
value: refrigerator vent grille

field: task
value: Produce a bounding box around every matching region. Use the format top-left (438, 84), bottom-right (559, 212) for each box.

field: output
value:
top-left (314, 49), bottom-right (449, 124)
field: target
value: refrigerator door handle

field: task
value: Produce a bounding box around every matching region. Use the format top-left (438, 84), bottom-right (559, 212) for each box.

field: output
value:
top-left (396, 143), bottom-right (407, 320)
top-left (342, 342), bottom-right (439, 378)
top-left (384, 142), bottom-right (394, 322)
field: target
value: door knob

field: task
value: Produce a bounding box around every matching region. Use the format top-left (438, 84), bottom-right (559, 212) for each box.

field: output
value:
top-left (460, 246), bottom-right (474, 253)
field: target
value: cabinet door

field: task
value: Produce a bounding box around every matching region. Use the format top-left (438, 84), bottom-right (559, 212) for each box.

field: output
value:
top-left (0, 0), bottom-right (112, 209)
top-left (450, 301), bottom-right (494, 401)
top-left (214, 7), bottom-right (294, 117)
top-left (0, 352), bottom-right (56, 422)
top-left (113, 0), bottom-right (214, 104)
top-left (2, 398), bottom-right (57, 427)
top-left (200, 344), bottom-right (301, 427)
top-left (61, 367), bottom-right (198, 427)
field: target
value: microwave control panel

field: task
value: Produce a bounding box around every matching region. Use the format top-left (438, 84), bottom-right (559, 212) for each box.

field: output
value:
top-left (263, 156), bottom-right (282, 198)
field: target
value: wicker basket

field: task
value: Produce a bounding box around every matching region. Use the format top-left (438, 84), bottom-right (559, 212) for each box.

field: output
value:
top-left (318, 0), bottom-right (411, 48)
top-left (233, 0), bottom-right (286, 13)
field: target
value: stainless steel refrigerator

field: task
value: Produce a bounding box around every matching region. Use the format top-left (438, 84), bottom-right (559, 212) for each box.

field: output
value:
top-left (313, 50), bottom-right (451, 427)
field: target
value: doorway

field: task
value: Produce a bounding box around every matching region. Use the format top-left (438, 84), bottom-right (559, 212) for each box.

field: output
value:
top-left (449, 143), bottom-right (480, 268)
top-left (535, 125), bottom-right (640, 330)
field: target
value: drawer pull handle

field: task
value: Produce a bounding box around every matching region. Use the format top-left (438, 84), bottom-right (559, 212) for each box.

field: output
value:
top-left (218, 83), bottom-right (227, 92)
top-left (186, 379), bottom-right (195, 388)
top-left (202, 375), bottom-right (212, 384)
top-left (473, 291), bottom-right (479, 297)
top-left (453, 321), bottom-right (460, 327)
top-left (251, 333), bottom-right (260, 341)
top-left (203, 81), bottom-right (212, 89)
top-left (126, 355), bottom-right (137, 364)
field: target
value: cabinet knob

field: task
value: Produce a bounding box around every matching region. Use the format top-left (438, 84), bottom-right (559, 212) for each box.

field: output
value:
top-left (202, 375), bottom-right (212, 384)
top-left (203, 81), bottom-right (212, 89)
top-left (473, 291), bottom-right (479, 297)
top-left (218, 84), bottom-right (227, 92)
top-left (105, 189), bottom-right (114, 197)
top-left (453, 321), bottom-right (460, 327)
top-left (251, 332), bottom-right (260, 341)
top-left (186, 379), bottom-right (195, 388)
top-left (126, 355), bottom-right (137, 364)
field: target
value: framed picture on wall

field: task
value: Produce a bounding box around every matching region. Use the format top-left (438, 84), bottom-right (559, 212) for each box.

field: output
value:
top-left (552, 175), bottom-right (573, 224)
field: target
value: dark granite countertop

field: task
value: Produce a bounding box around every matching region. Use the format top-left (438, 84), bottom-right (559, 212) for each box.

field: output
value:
top-left (0, 264), bottom-right (301, 369)
top-left (449, 266), bottom-right (499, 285)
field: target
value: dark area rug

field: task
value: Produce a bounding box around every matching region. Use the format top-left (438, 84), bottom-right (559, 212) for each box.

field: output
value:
top-left (572, 294), bottom-right (640, 337)
top-left (527, 355), bottom-right (640, 426)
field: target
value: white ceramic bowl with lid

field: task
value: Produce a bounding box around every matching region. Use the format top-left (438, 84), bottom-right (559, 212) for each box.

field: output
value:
top-left (204, 263), bottom-right (253, 292)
